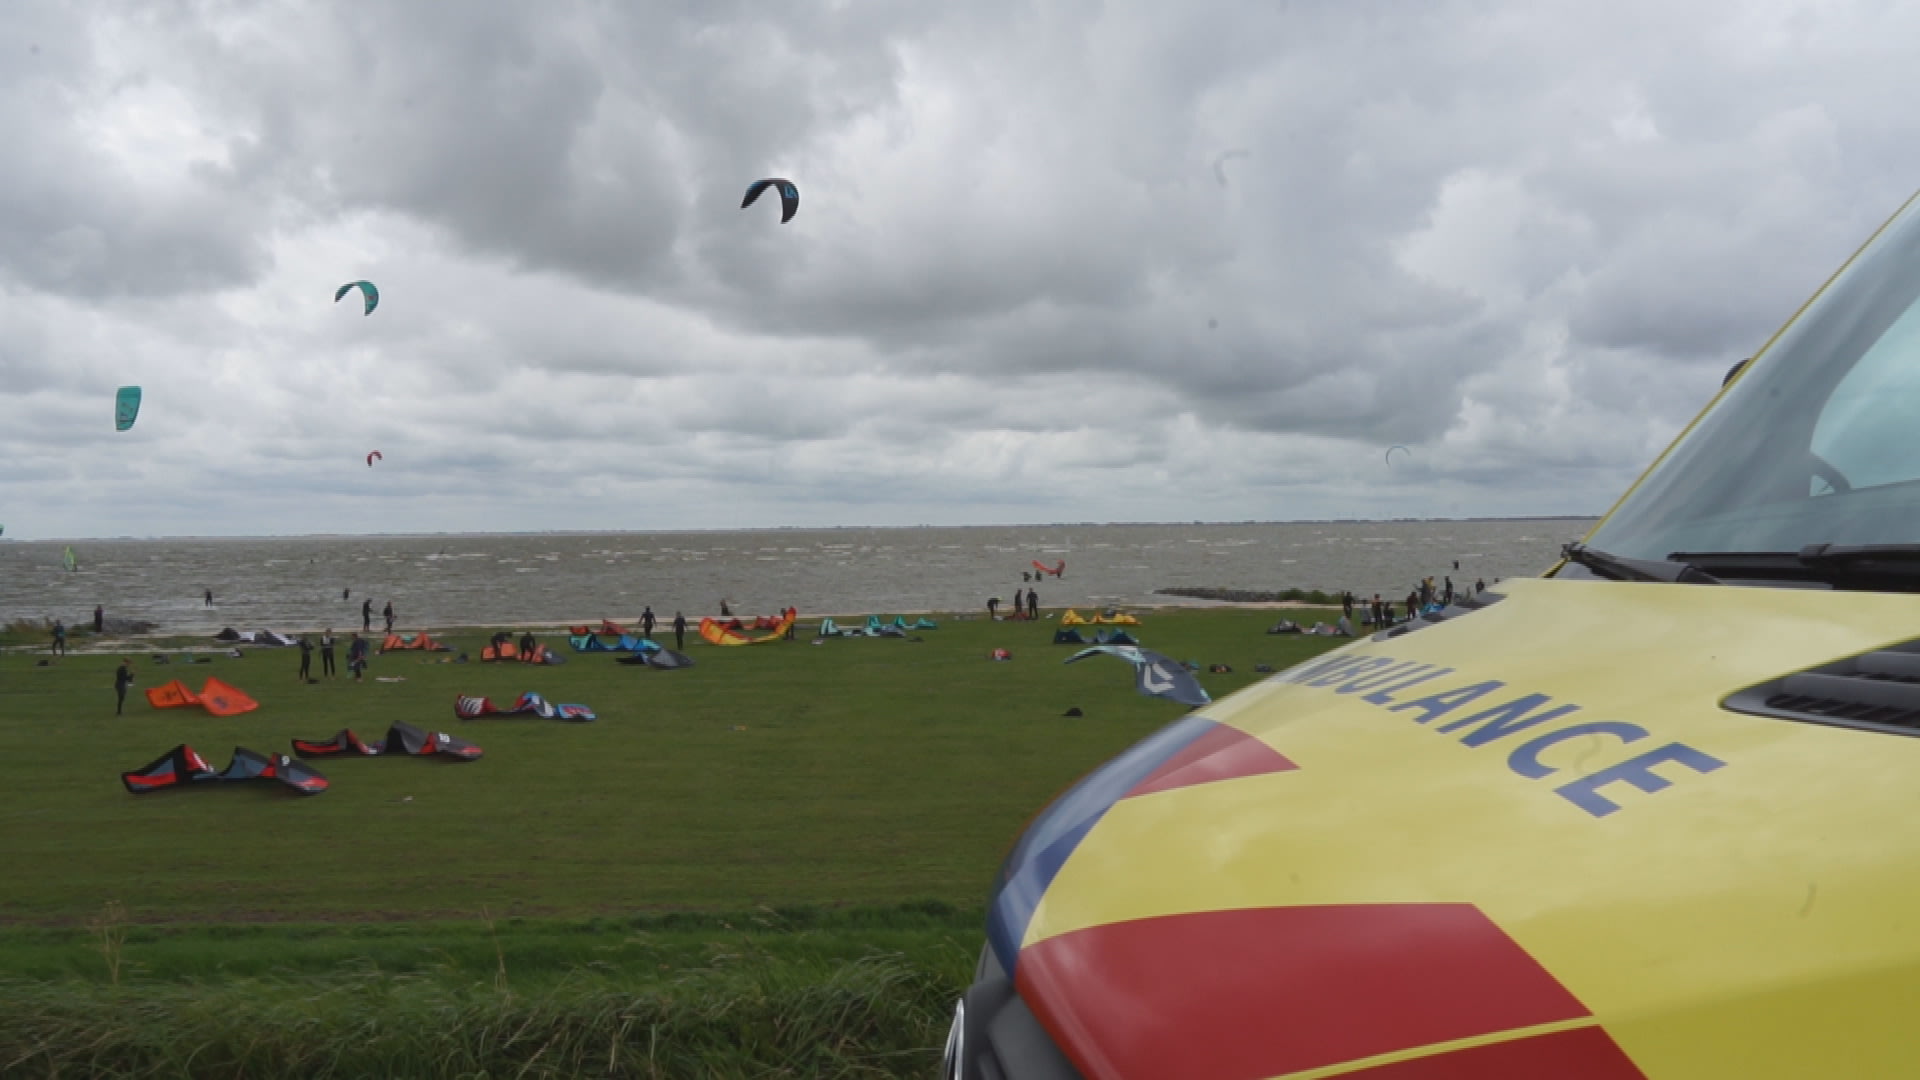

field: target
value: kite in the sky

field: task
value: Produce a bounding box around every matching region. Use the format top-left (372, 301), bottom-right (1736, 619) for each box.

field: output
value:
top-left (1385, 445), bottom-right (1410, 465)
top-left (115, 386), bottom-right (141, 431)
top-left (741, 177), bottom-right (799, 223)
top-left (1065, 645), bottom-right (1213, 708)
top-left (366, 450), bottom-right (382, 467)
top-left (1212, 149), bottom-right (1250, 187)
top-left (335, 280), bottom-right (379, 315)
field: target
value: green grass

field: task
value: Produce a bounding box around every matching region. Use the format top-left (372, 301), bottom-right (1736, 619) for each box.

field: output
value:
top-left (0, 606), bottom-right (1349, 1076)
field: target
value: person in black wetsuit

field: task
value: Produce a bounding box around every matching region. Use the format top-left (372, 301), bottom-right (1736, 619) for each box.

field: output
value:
top-left (114, 658), bottom-right (134, 715)
top-left (673, 611), bottom-right (687, 651)
top-left (519, 631), bottom-right (537, 658)
top-left (297, 636), bottom-right (313, 681)
top-left (641, 606), bottom-right (656, 639)
top-left (320, 629), bottom-right (337, 678)
top-left (361, 598), bottom-right (372, 632)
top-left (382, 601), bottom-right (395, 634)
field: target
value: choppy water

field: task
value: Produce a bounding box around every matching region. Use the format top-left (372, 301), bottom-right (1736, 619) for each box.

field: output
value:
top-left (0, 520), bottom-right (1595, 634)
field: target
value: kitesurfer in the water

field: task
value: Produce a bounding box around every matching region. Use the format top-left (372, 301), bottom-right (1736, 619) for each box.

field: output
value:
top-left (204, 588), bottom-right (213, 607)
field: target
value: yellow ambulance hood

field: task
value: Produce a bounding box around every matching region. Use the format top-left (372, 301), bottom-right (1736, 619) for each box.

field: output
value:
top-left (989, 577), bottom-right (1920, 1078)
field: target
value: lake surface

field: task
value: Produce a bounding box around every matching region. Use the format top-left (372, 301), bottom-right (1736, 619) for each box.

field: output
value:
top-left (0, 519), bottom-right (1595, 633)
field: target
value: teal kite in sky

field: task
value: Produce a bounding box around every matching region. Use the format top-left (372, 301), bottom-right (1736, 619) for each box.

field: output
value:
top-left (115, 386), bottom-right (141, 431)
top-left (335, 280), bottom-right (379, 315)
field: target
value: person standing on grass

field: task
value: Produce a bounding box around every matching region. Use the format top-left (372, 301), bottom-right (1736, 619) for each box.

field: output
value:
top-left (320, 629), bottom-right (337, 679)
top-left (382, 601), bottom-right (395, 634)
top-left (641, 606), bottom-right (656, 640)
top-left (114, 658), bottom-right (135, 715)
top-left (673, 611), bottom-right (687, 651)
top-left (51, 619), bottom-right (67, 657)
top-left (297, 635), bottom-right (313, 681)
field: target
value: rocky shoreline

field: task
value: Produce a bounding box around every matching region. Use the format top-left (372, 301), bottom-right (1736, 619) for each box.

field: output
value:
top-left (1154, 586), bottom-right (1337, 604)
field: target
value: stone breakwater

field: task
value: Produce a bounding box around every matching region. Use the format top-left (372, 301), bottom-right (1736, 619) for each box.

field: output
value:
top-left (1154, 586), bottom-right (1337, 604)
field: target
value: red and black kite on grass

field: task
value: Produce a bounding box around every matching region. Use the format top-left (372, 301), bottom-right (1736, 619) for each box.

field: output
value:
top-left (293, 722), bottom-right (482, 761)
top-left (122, 745), bottom-right (327, 796)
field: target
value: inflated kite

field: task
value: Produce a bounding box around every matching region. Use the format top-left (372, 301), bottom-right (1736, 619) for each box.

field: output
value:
top-left (742, 177), bottom-right (799, 223)
top-left (293, 721), bottom-right (482, 761)
top-left (455, 691), bottom-right (596, 722)
top-left (1064, 645), bottom-right (1213, 708)
top-left (335, 280), bottom-right (379, 315)
top-left (115, 386), bottom-right (142, 431)
top-left (122, 744), bottom-right (328, 796)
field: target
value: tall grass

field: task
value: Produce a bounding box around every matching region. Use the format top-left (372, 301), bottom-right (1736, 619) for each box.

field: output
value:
top-left (0, 951), bottom-right (957, 1078)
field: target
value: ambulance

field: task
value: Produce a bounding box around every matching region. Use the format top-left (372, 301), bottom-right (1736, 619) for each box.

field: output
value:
top-left (946, 188), bottom-right (1920, 1078)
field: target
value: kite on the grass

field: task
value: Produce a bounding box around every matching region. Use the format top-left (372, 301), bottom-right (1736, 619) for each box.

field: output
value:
top-left (455, 691), bottom-right (595, 722)
top-left (1065, 645), bottom-right (1213, 708)
top-left (122, 744), bottom-right (327, 796)
top-left (616, 647), bottom-right (695, 669)
top-left (144, 677), bottom-right (259, 716)
top-left (700, 612), bottom-right (793, 645)
top-left (293, 721), bottom-right (481, 761)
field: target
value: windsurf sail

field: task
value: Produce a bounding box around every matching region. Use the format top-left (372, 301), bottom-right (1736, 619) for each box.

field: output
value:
top-left (63, 547), bottom-right (77, 572)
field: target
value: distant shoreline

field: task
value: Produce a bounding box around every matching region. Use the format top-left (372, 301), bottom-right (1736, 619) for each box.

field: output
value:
top-left (2, 516), bottom-right (1600, 544)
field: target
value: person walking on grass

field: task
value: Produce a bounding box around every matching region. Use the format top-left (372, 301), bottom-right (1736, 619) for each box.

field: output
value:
top-left (1026, 588), bottom-right (1039, 620)
top-left (673, 611), bottom-right (687, 651)
top-left (114, 658), bottom-right (134, 715)
top-left (320, 629), bottom-right (337, 679)
top-left (297, 635), bottom-right (313, 682)
top-left (641, 606), bottom-right (656, 640)
top-left (347, 633), bottom-right (369, 682)
top-left (51, 619), bottom-right (66, 657)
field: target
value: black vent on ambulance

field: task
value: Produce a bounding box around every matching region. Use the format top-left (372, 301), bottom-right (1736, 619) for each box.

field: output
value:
top-left (1724, 640), bottom-right (1920, 735)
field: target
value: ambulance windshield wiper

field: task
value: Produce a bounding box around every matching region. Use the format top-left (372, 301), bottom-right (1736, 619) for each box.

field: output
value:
top-left (1561, 543), bottom-right (1723, 585)
top-left (1670, 543), bottom-right (1920, 585)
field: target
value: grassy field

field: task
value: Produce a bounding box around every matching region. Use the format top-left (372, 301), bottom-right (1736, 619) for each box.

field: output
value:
top-left (0, 606), bottom-right (1349, 1076)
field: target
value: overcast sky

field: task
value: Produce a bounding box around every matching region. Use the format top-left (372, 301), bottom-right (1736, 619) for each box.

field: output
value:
top-left (3, 0), bottom-right (1917, 539)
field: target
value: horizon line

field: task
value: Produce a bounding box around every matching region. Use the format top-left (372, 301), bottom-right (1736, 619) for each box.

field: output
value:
top-left (3, 514), bottom-right (1605, 543)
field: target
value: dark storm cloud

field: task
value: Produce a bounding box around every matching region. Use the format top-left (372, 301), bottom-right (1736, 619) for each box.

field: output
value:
top-left (8, 0), bottom-right (1920, 538)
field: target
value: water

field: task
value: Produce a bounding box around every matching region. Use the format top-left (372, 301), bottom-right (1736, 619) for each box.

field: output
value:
top-left (0, 520), bottom-right (1595, 633)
